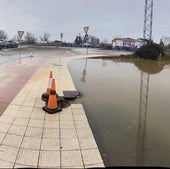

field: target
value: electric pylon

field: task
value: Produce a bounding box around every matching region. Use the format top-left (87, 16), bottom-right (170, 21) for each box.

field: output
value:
top-left (143, 0), bottom-right (153, 40)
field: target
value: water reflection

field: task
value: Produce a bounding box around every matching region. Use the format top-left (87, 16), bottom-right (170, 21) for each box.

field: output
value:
top-left (136, 71), bottom-right (149, 165)
top-left (134, 60), bottom-right (167, 74)
top-left (81, 58), bottom-right (88, 83)
top-left (134, 60), bottom-right (170, 165)
top-left (68, 57), bottom-right (170, 167)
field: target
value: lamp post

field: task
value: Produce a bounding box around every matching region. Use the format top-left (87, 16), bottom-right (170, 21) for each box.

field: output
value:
top-left (83, 26), bottom-right (89, 55)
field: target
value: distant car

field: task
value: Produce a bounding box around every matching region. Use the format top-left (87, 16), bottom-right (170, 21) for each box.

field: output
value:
top-left (5, 40), bottom-right (19, 48)
top-left (0, 39), bottom-right (6, 48)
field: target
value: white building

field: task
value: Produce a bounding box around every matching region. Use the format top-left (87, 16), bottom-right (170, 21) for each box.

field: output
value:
top-left (112, 38), bottom-right (143, 50)
top-left (83, 35), bottom-right (100, 47)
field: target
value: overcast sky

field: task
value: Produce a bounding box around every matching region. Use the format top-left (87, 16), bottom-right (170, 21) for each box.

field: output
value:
top-left (0, 0), bottom-right (170, 43)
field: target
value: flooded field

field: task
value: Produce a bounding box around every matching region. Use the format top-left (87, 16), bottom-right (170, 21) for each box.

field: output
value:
top-left (68, 58), bottom-right (170, 167)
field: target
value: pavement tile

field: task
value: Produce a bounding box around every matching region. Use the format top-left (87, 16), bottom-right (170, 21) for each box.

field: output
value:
top-left (38, 150), bottom-right (60, 168)
top-left (44, 120), bottom-right (59, 128)
top-left (74, 120), bottom-right (91, 129)
top-left (27, 94), bottom-right (38, 98)
top-left (24, 98), bottom-right (36, 102)
top-left (34, 101), bottom-right (44, 108)
top-left (43, 128), bottom-right (59, 138)
top-left (14, 164), bottom-right (35, 168)
top-left (0, 122), bottom-right (11, 133)
top-left (11, 98), bottom-right (24, 105)
top-left (45, 113), bottom-right (59, 121)
top-left (85, 163), bottom-right (105, 168)
top-left (17, 92), bottom-right (27, 97)
top-left (8, 125), bottom-right (26, 136)
top-left (32, 107), bottom-right (43, 114)
top-left (0, 132), bottom-right (6, 143)
top-left (0, 114), bottom-right (15, 124)
top-left (16, 149), bottom-right (39, 166)
top-left (3, 110), bottom-right (18, 117)
top-left (41, 138), bottom-right (60, 150)
top-left (21, 136), bottom-right (41, 150)
top-left (61, 150), bottom-right (83, 167)
top-left (5, 104), bottom-right (21, 111)
top-left (82, 149), bottom-right (104, 166)
top-left (60, 138), bottom-right (80, 151)
top-left (13, 117), bottom-right (29, 126)
top-left (2, 134), bottom-right (23, 148)
top-left (66, 81), bottom-right (75, 89)
top-left (73, 114), bottom-right (88, 121)
top-left (60, 114), bottom-right (74, 121)
top-left (60, 128), bottom-right (77, 139)
top-left (0, 159), bottom-right (14, 168)
top-left (0, 145), bottom-right (19, 163)
top-left (22, 101), bottom-right (35, 107)
top-left (72, 108), bottom-right (85, 114)
top-left (60, 120), bottom-right (75, 129)
top-left (16, 111), bottom-right (32, 118)
top-left (19, 106), bottom-right (33, 113)
top-left (61, 166), bottom-right (84, 169)
top-left (30, 112), bottom-right (45, 120)
top-left (71, 104), bottom-right (83, 109)
top-left (28, 119), bottom-right (44, 128)
top-left (76, 128), bottom-right (94, 138)
top-left (79, 137), bottom-right (98, 150)
top-left (25, 127), bottom-right (43, 138)
top-left (62, 108), bottom-right (72, 114)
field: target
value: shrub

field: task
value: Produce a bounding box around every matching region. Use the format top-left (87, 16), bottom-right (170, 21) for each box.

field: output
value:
top-left (134, 41), bottom-right (164, 60)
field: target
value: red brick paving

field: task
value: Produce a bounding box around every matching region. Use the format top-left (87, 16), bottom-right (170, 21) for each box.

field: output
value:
top-left (0, 57), bottom-right (44, 116)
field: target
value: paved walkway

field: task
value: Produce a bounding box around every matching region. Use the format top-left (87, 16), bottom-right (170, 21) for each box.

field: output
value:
top-left (0, 56), bottom-right (105, 168)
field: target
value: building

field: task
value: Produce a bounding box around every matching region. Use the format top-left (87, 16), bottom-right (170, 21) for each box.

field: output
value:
top-left (112, 38), bottom-right (143, 50)
top-left (83, 35), bottom-right (100, 47)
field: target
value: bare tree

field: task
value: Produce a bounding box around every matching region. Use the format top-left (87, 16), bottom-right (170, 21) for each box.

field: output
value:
top-left (0, 30), bottom-right (7, 39)
top-left (12, 34), bottom-right (20, 42)
top-left (24, 32), bottom-right (36, 44)
top-left (40, 33), bottom-right (50, 43)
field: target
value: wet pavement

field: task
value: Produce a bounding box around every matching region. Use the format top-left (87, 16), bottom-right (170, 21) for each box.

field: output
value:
top-left (0, 47), bottom-right (130, 168)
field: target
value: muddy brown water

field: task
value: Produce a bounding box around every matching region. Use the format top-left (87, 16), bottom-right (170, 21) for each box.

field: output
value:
top-left (68, 58), bottom-right (170, 167)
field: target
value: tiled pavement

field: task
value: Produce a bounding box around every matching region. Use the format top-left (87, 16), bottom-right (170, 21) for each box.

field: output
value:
top-left (0, 56), bottom-right (105, 168)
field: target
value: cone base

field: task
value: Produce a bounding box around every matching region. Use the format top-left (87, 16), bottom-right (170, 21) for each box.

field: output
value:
top-left (41, 93), bottom-right (49, 102)
top-left (42, 106), bottom-right (62, 114)
top-left (41, 93), bottom-right (64, 103)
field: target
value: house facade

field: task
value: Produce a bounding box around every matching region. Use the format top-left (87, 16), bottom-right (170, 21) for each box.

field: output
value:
top-left (112, 38), bottom-right (143, 50)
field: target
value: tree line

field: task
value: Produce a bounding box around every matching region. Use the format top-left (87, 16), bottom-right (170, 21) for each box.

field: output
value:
top-left (0, 30), bottom-right (50, 44)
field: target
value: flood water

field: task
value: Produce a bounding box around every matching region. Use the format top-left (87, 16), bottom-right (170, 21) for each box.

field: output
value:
top-left (68, 58), bottom-right (170, 167)
top-left (0, 47), bottom-right (70, 65)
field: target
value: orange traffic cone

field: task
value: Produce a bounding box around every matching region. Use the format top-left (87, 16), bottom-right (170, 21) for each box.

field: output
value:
top-left (43, 79), bottom-right (62, 114)
top-left (41, 71), bottom-right (53, 102)
top-left (46, 71), bottom-right (53, 95)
